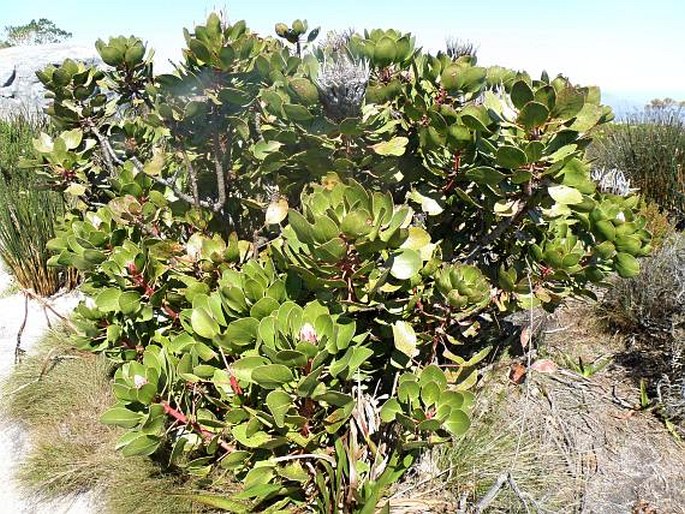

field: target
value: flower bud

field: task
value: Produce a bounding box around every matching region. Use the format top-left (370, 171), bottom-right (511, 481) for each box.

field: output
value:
top-left (299, 322), bottom-right (318, 343)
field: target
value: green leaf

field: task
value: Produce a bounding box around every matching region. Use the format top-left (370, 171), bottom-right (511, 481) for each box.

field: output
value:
top-left (119, 291), bottom-right (141, 315)
top-left (443, 409), bottom-right (470, 436)
top-left (398, 380), bottom-right (419, 404)
top-left (231, 424), bottom-right (274, 448)
top-left (517, 101), bottom-right (549, 129)
top-left (390, 249), bottom-right (422, 280)
top-left (615, 252), bottom-right (640, 278)
top-left (191, 307), bottom-right (220, 339)
top-left (535, 85), bottom-right (557, 110)
top-left (437, 390), bottom-right (464, 410)
top-left (553, 87), bottom-right (585, 120)
top-left (33, 132), bottom-right (53, 153)
top-left (283, 103), bottom-right (313, 121)
top-left (441, 64), bottom-right (485, 93)
top-left (548, 185), bottom-right (583, 205)
top-left (409, 190), bottom-right (443, 215)
top-left (100, 407), bottom-right (142, 428)
top-left (346, 347), bottom-right (374, 376)
top-left (252, 364), bottom-right (294, 389)
top-left (232, 356), bottom-right (269, 382)
top-left (288, 210), bottom-right (315, 244)
top-left (495, 145), bottom-right (527, 169)
top-left (60, 129), bottom-right (83, 150)
top-left (98, 45), bottom-right (124, 67)
top-left (392, 321), bottom-right (418, 359)
top-left (274, 350), bottom-right (307, 367)
top-left (460, 105), bottom-right (491, 132)
top-left (568, 103), bottom-right (603, 132)
top-left (124, 44), bottom-right (145, 66)
top-left (314, 390), bottom-right (354, 407)
top-left (510, 80), bottom-right (534, 109)
top-left (95, 288), bottom-right (121, 312)
top-left (380, 398), bottom-right (402, 422)
top-left (250, 297), bottom-right (280, 320)
top-left (120, 433), bottom-right (161, 457)
top-left (465, 166), bottom-right (505, 186)
top-left (421, 381), bottom-right (441, 406)
top-left (341, 210), bottom-right (373, 238)
top-left (440, 63), bottom-right (462, 91)
top-left (266, 390), bottom-right (291, 428)
top-left (371, 136), bottom-right (408, 156)
top-left (401, 227), bottom-right (431, 252)
top-left (224, 318), bottom-right (259, 346)
top-left (420, 365), bottom-right (447, 390)
top-left (594, 220), bottom-right (616, 241)
top-left (373, 36), bottom-right (397, 67)
top-left (253, 140), bottom-right (283, 160)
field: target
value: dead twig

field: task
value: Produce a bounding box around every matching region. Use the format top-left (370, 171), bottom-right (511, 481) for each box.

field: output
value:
top-left (472, 471), bottom-right (541, 514)
top-left (15, 292), bottom-right (29, 363)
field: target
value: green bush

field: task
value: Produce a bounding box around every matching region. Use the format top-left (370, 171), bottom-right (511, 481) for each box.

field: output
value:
top-left (589, 108), bottom-right (685, 221)
top-left (0, 114), bottom-right (77, 296)
top-left (35, 14), bottom-right (649, 512)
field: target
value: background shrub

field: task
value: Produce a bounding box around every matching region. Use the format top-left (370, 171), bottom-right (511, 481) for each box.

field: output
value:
top-left (637, 200), bottom-right (675, 250)
top-left (602, 233), bottom-right (685, 335)
top-left (0, 114), bottom-right (78, 296)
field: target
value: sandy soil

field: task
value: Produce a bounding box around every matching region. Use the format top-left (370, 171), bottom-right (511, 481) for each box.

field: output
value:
top-left (0, 267), bottom-right (94, 513)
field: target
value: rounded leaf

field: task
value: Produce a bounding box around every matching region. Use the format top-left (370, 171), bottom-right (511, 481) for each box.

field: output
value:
top-left (390, 249), bottom-right (422, 280)
top-left (548, 185), bottom-right (583, 205)
top-left (119, 291), bottom-right (141, 315)
top-left (517, 101), bottom-right (549, 129)
top-left (380, 398), bottom-right (403, 423)
top-left (252, 364), bottom-right (294, 389)
top-left (444, 409), bottom-right (471, 436)
top-left (373, 36), bottom-right (397, 67)
top-left (615, 252), bottom-right (640, 278)
top-left (495, 146), bottom-right (527, 169)
top-left (124, 44), bottom-right (145, 66)
top-left (265, 198), bottom-right (289, 224)
top-left (191, 307), bottom-right (220, 339)
top-left (266, 390), bottom-right (292, 427)
top-left (392, 320), bottom-right (418, 359)
top-left (95, 288), bottom-right (121, 312)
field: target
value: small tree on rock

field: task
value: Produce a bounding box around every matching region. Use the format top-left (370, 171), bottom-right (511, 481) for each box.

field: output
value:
top-left (1, 18), bottom-right (72, 47)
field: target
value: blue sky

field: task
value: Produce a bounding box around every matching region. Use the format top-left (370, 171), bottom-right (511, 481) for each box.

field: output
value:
top-left (2, 0), bottom-right (684, 110)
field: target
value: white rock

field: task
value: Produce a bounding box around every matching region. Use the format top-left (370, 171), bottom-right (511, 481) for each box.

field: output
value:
top-left (0, 43), bottom-right (101, 118)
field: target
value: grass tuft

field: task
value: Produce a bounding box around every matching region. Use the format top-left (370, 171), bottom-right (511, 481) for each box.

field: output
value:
top-left (0, 114), bottom-right (78, 297)
top-left (2, 326), bottom-right (232, 514)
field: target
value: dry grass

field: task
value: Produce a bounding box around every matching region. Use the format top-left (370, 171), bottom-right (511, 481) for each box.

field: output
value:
top-left (1, 326), bottom-right (231, 514)
top-left (598, 235), bottom-right (685, 429)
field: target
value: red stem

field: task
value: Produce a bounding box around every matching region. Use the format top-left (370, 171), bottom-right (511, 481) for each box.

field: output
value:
top-left (160, 400), bottom-right (233, 452)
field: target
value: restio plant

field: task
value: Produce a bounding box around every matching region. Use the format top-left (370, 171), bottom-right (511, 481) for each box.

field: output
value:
top-left (589, 107), bottom-right (685, 223)
top-left (0, 114), bottom-right (77, 296)
top-left (35, 13), bottom-right (649, 512)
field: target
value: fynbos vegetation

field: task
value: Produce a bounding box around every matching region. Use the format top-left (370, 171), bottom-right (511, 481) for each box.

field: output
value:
top-left (34, 13), bottom-right (649, 511)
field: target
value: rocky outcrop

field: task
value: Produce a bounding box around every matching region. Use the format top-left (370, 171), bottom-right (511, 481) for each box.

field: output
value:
top-left (0, 43), bottom-right (101, 118)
